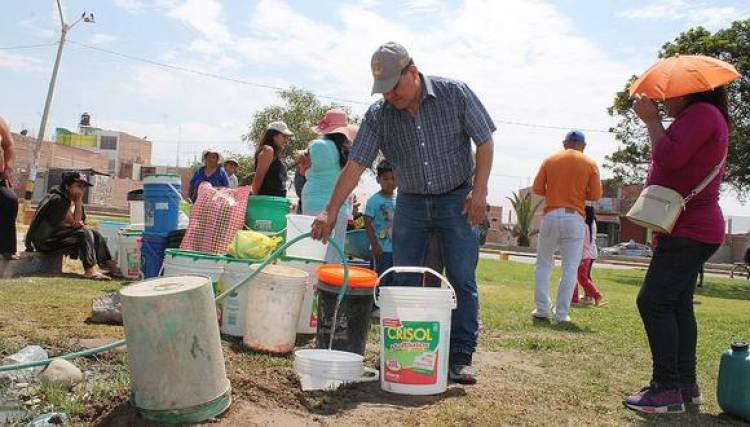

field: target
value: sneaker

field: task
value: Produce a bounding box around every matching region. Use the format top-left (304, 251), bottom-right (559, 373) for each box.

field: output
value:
top-left (580, 296), bottom-right (595, 305)
top-left (552, 308), bottom-right (571, 323)
top-left (679, 383), bottom-right (702, 405)
top-left (594, 296), bottom-right (608, 307)
top-left (531, 308), bottom-right (551, 319)
top-left (449, 364), bottom-right (477, 385)
top-left (623, 384), bottom-right (685, 414)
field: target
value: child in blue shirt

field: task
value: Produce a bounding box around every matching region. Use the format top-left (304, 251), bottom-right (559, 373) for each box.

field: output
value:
top-left (365, 160), bottom-right (397, 285)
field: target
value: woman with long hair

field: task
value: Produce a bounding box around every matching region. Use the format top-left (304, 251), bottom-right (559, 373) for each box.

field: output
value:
top-left (624, 86), bottom-right (729, 413)
top-left (252, 121), bottom-right (294, 197)
top-left (302, 109), bottom-right (358, 261)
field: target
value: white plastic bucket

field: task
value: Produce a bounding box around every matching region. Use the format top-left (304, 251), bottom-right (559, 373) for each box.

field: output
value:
top-left (120, 276), bottom-right (231, 422)
top-left (162, 249), bottom-right (226, 296)
top-left (218, 259), bottom-right (253, 337)
top-left (375, 267), bottom-right (457, 395)
top-left (118, 231), bottom-right (143, 279)
top-left (285, 215), bottom-right (327, 261)
top-left (129, 200), bottom-right (145, 230)
top-left (243, 264), bottom-right (308, 353)
top-left (294, 349), bottom-right (378, 391)
top-left (98, 221), bottom-right (128, 259)
top-left (278, 257), bottom-right (322, 335)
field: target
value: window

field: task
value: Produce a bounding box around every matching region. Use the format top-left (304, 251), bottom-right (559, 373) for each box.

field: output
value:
top-left (100, 135), bottom-right (118, 150)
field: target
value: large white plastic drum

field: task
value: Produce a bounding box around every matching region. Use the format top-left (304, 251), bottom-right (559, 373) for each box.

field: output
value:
top-left (120, 276), bottom-right (231, 423)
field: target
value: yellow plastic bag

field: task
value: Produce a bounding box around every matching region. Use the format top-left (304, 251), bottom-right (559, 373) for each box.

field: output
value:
top-left (227, 230), bottom-right (282, 260)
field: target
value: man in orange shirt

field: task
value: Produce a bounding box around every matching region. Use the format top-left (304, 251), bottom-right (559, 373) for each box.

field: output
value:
top-left (531, 130), bottom-right (602, 322)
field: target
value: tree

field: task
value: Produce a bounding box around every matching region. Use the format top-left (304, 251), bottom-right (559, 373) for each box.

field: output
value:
top-left (504, 191), bottom-right (541, 247)
top-left (242, 87), bottom-right (357, 168)
top-left (605, 19), bottom-right (750, 199)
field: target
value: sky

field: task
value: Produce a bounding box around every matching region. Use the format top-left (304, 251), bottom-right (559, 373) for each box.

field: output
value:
top-left (1, 0), bottom-right (749, 216)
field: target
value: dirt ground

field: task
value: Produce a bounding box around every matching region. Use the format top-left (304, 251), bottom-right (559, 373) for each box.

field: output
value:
top-left (78, 349), bottom-right (542, 426)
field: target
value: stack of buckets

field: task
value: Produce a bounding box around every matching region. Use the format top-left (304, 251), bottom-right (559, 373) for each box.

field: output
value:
top-left (141, 174), bottom-right (182, 279)
top-left (245, 195), bottom-right (290, 236)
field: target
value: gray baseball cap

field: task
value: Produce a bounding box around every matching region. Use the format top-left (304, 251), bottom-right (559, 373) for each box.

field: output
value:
top-left (371, 42), bottom-right (412, 95)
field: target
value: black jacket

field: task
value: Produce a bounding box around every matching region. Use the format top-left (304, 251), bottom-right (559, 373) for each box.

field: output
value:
top-left (25, 186), bottom-right (86, 251)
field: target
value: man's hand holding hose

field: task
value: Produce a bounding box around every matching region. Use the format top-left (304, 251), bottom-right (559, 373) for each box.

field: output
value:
top-left (310, 161), bottom-right (366, 243)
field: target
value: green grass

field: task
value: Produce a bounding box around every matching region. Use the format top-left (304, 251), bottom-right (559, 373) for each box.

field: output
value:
top-left (1, 261), bottom-right (749, 424)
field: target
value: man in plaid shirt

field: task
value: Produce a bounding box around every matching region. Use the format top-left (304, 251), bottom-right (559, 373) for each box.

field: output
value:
top-left (311, 42), bottom-right (495, 384)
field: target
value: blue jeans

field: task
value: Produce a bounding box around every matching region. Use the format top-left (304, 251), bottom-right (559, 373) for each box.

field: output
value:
top-left (374, 252), bottom-right (394, 286)
top-left (392, 182), bottom-right (479, 357)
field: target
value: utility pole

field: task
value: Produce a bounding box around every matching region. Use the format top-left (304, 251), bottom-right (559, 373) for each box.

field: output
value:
top-left (22, 0), bottom-right (94, 206)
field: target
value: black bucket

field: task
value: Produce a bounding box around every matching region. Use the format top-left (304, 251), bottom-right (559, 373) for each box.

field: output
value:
top-left (315, 264), bottom-right (377, 356)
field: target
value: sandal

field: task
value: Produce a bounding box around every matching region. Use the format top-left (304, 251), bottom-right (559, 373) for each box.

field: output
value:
top-left (85, 272), bottom-right (112, 281)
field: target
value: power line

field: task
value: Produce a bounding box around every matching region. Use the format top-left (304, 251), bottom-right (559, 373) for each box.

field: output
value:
top-left (0, 42), bottom-right (58, 50)
top-left (66, 39), bottom-right (612, 133)
top-left (67, 39), bottom-right (372, 106)
top-left (496, 119), bottom-right (611, 134)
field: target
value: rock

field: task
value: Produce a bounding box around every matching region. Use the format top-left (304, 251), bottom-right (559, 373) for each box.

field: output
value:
top-left (77, 338), bottom-right (127, 354)
top-left (28, 412), bottom-right (70, 426)
top-left (39, 359), bottom-right (83, 390)
top-left (0, 345), bottom-right (48, 382)
top-left (89, 292), bottom-right (123, 324)
top-left (25, 398), bottom-right (41, 406)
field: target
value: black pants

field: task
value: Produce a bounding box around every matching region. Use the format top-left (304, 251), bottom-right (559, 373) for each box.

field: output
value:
top-left (0, 181), bottom-right (18, 255)
top-left (636, 236), bottom-right (719, 388)
top-left (38, 227), bottom-right (112, 270)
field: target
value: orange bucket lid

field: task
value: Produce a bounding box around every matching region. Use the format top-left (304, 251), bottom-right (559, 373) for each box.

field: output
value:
top-left (316, 264), bottom-right (378, 289)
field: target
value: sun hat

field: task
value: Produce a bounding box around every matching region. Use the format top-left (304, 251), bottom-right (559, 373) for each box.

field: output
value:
top-left (312, 109), bottom-right (359, 142)
top-left (224, 158), bottom-right (239, 167)
top-left (565, 130), bottom-right (586, 143)
top-left (202, 148), bottom-right (223, 162)
top-left (370, 41), bottom-right (412, 95)
top-left (267, 121), bottom-right (294, 136)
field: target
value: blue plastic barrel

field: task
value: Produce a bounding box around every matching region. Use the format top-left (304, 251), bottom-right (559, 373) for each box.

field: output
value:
top-left (140, 232), bottom-right (168, 279)
top-left (144, 174), bottom-right (182, 235)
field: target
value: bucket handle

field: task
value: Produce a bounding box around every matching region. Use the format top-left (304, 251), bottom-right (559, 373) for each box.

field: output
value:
top-left (373, 266), bottom-right (457, 309)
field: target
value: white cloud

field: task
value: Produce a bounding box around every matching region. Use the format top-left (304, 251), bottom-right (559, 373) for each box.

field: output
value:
top-left (619, 0), bottom-right (748, 30)
top-left (167, 0), bottom-right (231, 44)
top-left (88, 33), bottom-right (118, 45)
top-left (232, 0), bottom-right (631, 205)
top-left (18, 17), bottom-right (56, 40)
top-left (114, 0), bottom-right (177, 13)
top-left (0, 52), bottom-right (43, 72)
top-left (129, 66), bottom-right (180, 96)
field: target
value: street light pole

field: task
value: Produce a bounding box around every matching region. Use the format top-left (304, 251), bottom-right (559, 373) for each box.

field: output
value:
top-left (23, 0), bottom-right (94, 204)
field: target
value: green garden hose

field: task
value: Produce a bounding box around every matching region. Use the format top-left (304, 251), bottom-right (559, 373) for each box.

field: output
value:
top-left (0, 232), bottom-right (349, 373)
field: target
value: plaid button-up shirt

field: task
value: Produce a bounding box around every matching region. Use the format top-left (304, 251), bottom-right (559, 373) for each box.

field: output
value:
top-left (350, 74), bottom-right (496, 195)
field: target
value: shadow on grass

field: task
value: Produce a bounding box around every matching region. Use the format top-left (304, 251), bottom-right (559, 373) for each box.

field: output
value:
top-left (531, 317), bottom-right (593, 333)
top-left (632, 404), bottom-right (747, 426)
top-left (604, 271), bottom-right (750, 302)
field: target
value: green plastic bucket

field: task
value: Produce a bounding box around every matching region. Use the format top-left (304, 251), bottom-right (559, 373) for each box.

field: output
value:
top-left (246, 196), bottom-right (290, 233)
